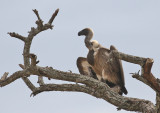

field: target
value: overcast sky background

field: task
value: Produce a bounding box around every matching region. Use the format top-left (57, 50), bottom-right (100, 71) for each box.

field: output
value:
top-left (0, 0), bottom-right (160, 113)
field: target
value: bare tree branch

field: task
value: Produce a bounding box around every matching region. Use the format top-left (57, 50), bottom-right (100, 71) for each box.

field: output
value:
top-left (18, 64), bottom-right (37, 91)
top-left (0, 64), bottom-right (156, 112)
top-left (1, 8), bottom-right (159, 113)
top-left (31, 83), bottom-right (93, 96)
top-left (143, 59), bottom-right (160, 93)
top-left (18, 64), bottom-right (37, 92)
top-left (48, 8), bottom-right (59, 25)
top-left (132, 73), bottom-right (157, 92)
top-left (8, 32), bottom-right (26, 42)
top-left (33, 9), bottom-right (42, 21)
top-left (30, 82), bottom-right (156, 113)
top-left (19, 9), bottom-right (59, 91)
top-left (112, 50), bottom-right (160, 93)
top-left (144, 58), bottom-right (154, 73)
top-left (0, 70), bottom-right (30, 87)
top-left (22, 77), bottom-right (37, 92)
top-left (33, 9), bottom-right (43, 29)
top-left (156, 93), bottom-right (160, 112)
top-left (0, 72), bottom-right (9, 81)
top-left (111, 50), bottom-right (147, 66)
top-left (23, 8), bottom-right (59, 68)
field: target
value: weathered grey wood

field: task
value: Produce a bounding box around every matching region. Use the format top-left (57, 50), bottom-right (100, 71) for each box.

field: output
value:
top-left (0, 65), bottom-right (156, 112)
top-left (111, 50), bottom-right (147, 66)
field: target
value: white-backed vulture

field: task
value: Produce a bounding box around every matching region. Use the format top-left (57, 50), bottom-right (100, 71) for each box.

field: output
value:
top-left (77, 28), bottom-right (128, 95)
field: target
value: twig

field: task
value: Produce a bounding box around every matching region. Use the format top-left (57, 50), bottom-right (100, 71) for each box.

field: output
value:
top-left (132, 72), bottom-right (157, 92)
top-left (0, 72), bottom-right (9, 81)
top-left (33, 9), bottom-right (43, 29)
top-left (0, 70), bottom-right (30, 87)
top-left (8, 32), bottom-right (26, 42)
top-left (48, 8), bottom-right (59, 24)
top-left (19, 64), bottom-right (25, 69)
top-left (29, 53), bottom-right (38, 66)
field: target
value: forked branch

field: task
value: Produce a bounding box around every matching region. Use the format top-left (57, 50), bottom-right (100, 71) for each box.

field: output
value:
top-left (111, 50), bottom-right (160, 93)
top-left (6, 9), bottom-right (59, 94)
top-left (143, 59), bottom-right (160, 92)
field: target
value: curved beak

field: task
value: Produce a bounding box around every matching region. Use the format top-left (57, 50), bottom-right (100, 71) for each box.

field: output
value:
top-left (78, 31), bottom-right (82, 36)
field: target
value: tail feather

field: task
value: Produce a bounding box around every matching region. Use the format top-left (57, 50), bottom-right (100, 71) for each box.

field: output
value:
top-left (122, 86), bottom-right (128, 95)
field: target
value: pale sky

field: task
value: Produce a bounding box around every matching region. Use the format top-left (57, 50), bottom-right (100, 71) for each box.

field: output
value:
top-left (1, 0), bottom-right (160, 113)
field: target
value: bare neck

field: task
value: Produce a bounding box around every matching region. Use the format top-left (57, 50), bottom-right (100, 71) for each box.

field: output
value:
top-left (85, 33), bottom-right (93, 50)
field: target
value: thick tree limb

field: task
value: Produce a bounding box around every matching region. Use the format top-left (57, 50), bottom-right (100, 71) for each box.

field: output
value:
top-left (0, 65), bottom-right (107, 89)
top-left (18, 64), bottom-right (37, 92)
top-left (143, 59), bottom-right (160, 93)
top-left (0, 64), bottom-right (156, 112)
top-left (36, 66), bottom-right (106, 88)
top-left (156, 93), bottom-right (160, 112)
top-left (111, 50), bottom-right (147, 66)
top-left (31, 83), bottom-right (93, 96)
top-left (112, 50), bottom-right (160, 93)
top-left (30, 82), bottom-right (156, 112)
top-left (18, 64), bottom-right (37, 91)
top-left (144, 58), bottom-right (154, 74)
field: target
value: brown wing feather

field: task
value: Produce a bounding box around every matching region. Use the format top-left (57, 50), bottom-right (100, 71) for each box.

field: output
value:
top-left (93, 48), bottom-right (110, 77)
top-left (76, 57), bottom-right (97, 79)
top-left (94, 48), bottom-right (120, 84)
top-left (110, 45), bottom-right (128, 94)
top-left (93, 47), bottom-right (127, 95)
top-left (110, 45), bottom-right (125, 86)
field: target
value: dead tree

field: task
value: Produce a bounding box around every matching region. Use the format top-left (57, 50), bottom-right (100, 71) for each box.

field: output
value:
top-left (0, 9), bottom-right (159, 113)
